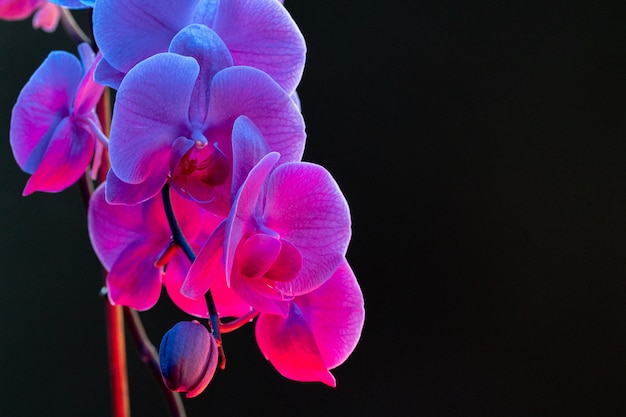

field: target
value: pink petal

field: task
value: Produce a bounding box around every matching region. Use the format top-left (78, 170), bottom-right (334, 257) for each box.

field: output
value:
top-left (106, 239), bottom-right (163, 311)
top-left (230, 115), bottom-right (270, 197)
top-left (262, 162), bottom-right (352, 295)
top-left (10, 50), bottom-right (80, 171)
top-left (183, 221), bottom-right (227, 300)
top-left (22, 117), bottom-right (95, 195)
top-left (32, 2), bottom-right (60, 32)
top-left (105, 168), bottom-right (167, 205)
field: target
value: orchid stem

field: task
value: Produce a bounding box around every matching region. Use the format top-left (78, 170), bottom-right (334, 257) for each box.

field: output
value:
top-left (123, 307), bottom-right (187, 417)
top-left (59, 8), bottom-right (91, 46)
top-left (160, 183), bottom-right (225, 367)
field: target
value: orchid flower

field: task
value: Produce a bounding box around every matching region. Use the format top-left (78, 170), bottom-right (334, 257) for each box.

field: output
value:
top-left (10, 43), bottom-right (105, 195)
top-left (184, 148), bottom-right (353, 318)
top-left (105, 24), bottom-right (305, 212)
top-left (256, 261), bottom-right (365, 386)
top-left (92, 0), bottom-right (306, 94)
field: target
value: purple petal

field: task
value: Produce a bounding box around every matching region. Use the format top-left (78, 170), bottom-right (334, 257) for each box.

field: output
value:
top-left (93, 56), bottom-right (125, 89)
top-left (212, 0), bottom-right (305, 94)
top-left (88, 183), bottom-right (147, 271)
top-left (109, 53), bottom-right (198, 184)
top-left (207, 66), bottom-right (305, 163)
top-left (163, 252), bottom-right (209, 318)
top-left (105, 168), bottom-right (166, 205)
top-left (106, 239), bottom-right (163, 311)
top-left (22, 117), bottom-right (95, 195)
top-left (168, 24), bottom-right (233, 124)
top-left (93, 0), bottom-right (201, 76)
top-left (10, 50), bottom-right (80, 171)
top-left (183, 221), bottom-right (226, 300)
top-left (230, 115), bottom-right (270, 197)
top-left (238, 233), bottom-right (282, 279)
top-left (74, 51), bottom-right (105, 115)
top-left (262, 162), bottom-right (352, 295)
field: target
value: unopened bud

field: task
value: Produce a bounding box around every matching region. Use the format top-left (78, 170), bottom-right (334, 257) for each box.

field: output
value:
top-left (159, 320), bottom-right (218, 398)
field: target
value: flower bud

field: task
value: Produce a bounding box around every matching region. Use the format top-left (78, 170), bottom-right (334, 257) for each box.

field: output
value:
top-left (159, 320), bottom-right (218, 398)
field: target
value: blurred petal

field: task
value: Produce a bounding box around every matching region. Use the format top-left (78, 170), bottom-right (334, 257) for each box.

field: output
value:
top-left (0, 0), bottom-right (42, 20)
top-left (32, 2), bottom-right (60, 32)
top-left (212, 0), bottom-right (305, 93)
top-left (10, 50), bottom-right (80, 170)
top-left (207, 66), bottom-right (305, 163)
top-left (263, 162), bottom-right (352, 295)
top-left (109, 53), bottom-right (198, 184)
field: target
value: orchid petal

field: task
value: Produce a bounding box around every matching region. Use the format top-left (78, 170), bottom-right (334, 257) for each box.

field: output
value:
top-left (207, 66), bottom-right (305, 163)
top-left (93, 0), bottom-right (201, 76)
top-left (105, 168), bottom-right (167, 205)
top-left (230, 115), bottom-right (270, 197)
top-left (255, 305), bottom-right (335, 387)
top-left (74, 51), bottom-right (104, 115)
top-left (88, 184), bottom-right (146, 270)
top-left (238, 233), bottom-right (282, 279)
top-left (183, 221), bottom-right (226, 300)
top-left (109, 53), bottom-right (198, 184)
top-left (106, 239), bottom-right (163, 311)
top-left (22, 117), bottom-right (95, 195)
top-left (93, 56), bottom-right (125, 89)
top-left (0, 0), bottom-right (42, 20)
top-left (168, 24), bottom-right (233, 124)
top-left (10, 50), bottom-right (80, 170)
top-left (32, 2), bottom-right (60, 32)
top-left (212, 0), bottom-right (305, 94)
top-left (263, 162), bottom-right (352, 295)
top-left (163, 252), bottom-right (209, 318)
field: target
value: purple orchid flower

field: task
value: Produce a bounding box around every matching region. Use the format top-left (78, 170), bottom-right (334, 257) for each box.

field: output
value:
top-left (10, 43), bottom-right (104, 195)
top-left (88, 182), bottom-right (230, 315)
top-left (105, 24), bottom-right (305, 212)
top-left (255, 261), bottom-right (365, 386)
top-left (184, 148), bottom-right (353, 318)
top-left (92, 0), bottom-right (306, 94)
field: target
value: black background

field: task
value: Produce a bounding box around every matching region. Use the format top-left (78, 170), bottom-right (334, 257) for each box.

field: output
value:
top-left (2, 1), bottom-right (626, 416)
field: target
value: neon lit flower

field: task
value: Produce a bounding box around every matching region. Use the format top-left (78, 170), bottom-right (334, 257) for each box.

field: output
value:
top-left (105, 24), bottom-right (305, 211)
top-left (10, 43), bottom-right (104, 195)
top-left (92, 0), bottom-right (306, 93)
top-left (185, 150), bottom-right (353, 318)
top-left (0, 0), bottom-right (60, 32)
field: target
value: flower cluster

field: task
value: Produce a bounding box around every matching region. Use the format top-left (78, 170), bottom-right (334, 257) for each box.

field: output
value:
top-left (8, 0), bottom-right (364, 399)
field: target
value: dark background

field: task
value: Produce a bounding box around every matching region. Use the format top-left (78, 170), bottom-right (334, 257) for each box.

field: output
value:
top-left (2, 1), bottom-right (626, 416)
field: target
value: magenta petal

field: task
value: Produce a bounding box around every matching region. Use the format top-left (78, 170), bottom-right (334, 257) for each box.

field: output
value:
top-left (265, 238), bottom-right (302, 282)
top-left (230, 115), bottom-right (270, 197)
top-left (238, 233), bottom-right (281, 279)
top-left (225, 152), bottom-right (280, 281)
top-left (183, 221), bottom-right (227, 300)
top-left (105, 168), bottom-right (167, 205)
top-left (207, 66), bottom-right (305, 163)
top-left (263, 162), bottom-right (352, 295)
top-left (0, 0), bottom-right (42, 19)
top-left (109, 53), bottom-right (198, 184)
top-left (88, 183), bottom-right (146, 271)
top-left (168, 24), bottom-right (233, 124)
top-left (10, 50), bottom-right (80, 171)
top-left (212, 0), bottom-right (305, 94)
top-left (74, 51), bottom-right (104, 115)
top-left (106, 239), bottom-right (163, 311)
top-left (255, 306), bottom-right (336, 387)
top-left (293, 261), bottom-right (365, 369)
top-left (22, 117), bottom-right (95, 195)
top-left (163, 252), bottom-right (209, 318)
top-left (93, 0), bottom-right (200, 75)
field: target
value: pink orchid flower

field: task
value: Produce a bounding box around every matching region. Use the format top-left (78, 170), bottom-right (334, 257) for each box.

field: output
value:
top-left (256, 261), bottom-right (365, 386)
top-left (10, 43), bottom-right (104, 195)
top-left (184, 148), bottom-right (353, 318)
